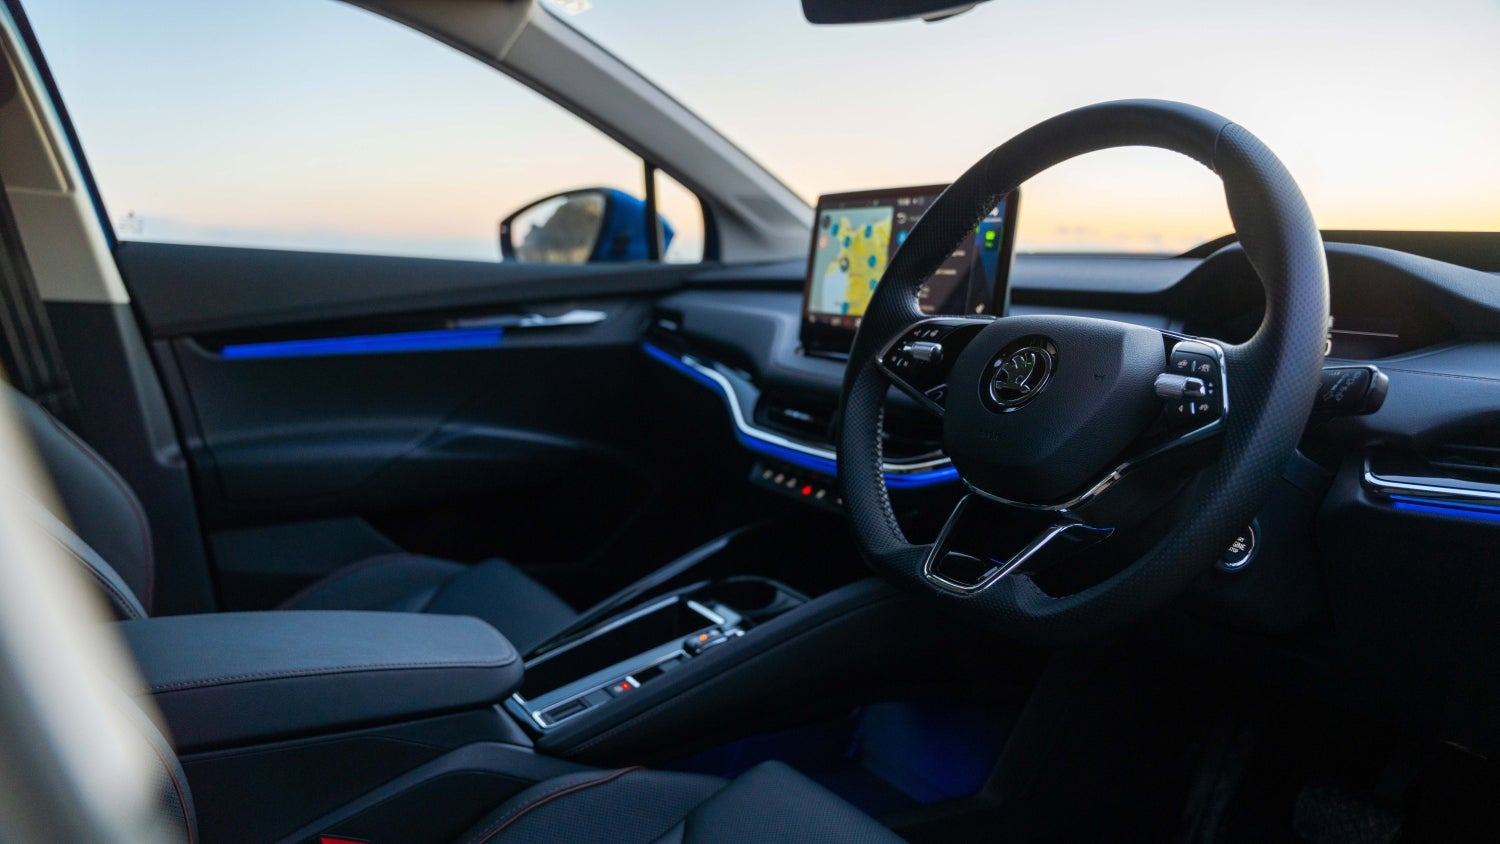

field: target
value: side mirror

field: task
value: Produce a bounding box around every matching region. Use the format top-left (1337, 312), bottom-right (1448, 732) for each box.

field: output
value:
top-left (499, 188), bottom-right (674, 264)
top-left (802, 0), bottom-right (987, 24)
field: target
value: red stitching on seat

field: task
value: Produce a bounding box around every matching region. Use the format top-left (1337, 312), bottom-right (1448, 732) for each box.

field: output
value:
top-left (140, 730), bottom-right (195, 844)
top-left (465, 767), bottom-right (643, 844)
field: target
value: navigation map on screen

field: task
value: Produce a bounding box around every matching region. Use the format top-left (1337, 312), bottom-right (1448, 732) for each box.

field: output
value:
top-left (809, 206), bottom-right (893, 319)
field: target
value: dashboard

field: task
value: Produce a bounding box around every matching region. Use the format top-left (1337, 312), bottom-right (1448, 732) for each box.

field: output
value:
top-left (654, 237), bottom-right (1499, 478)
top-left (642, 232), bottom-right (1500, 746)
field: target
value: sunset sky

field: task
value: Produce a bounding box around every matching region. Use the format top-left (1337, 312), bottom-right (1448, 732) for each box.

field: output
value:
top-left (22, 0), bottom-right (1500, 261)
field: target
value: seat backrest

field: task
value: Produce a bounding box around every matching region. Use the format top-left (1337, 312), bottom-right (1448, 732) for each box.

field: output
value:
top-left (6, 382), bottom-right (155, 618)
top-left (0, 388), bottom-right (194, 842)
top-left (116, 690), bottom-right (200, 843)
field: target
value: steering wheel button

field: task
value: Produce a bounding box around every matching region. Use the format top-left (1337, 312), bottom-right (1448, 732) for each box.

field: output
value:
top-left (909, 341), bottom-right (944, 363)
top-left (1170, 351), bottom-right (1217, 380)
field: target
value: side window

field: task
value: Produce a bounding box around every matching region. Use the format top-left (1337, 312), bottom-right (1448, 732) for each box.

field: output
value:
top-left (23, 0), bottom-right (704, 264)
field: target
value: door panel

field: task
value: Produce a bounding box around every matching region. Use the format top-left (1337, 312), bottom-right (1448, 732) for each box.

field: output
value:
top-left (116, 242), bottom-right (687, 336)
top-left (124, 242), bottom-right (697, 610)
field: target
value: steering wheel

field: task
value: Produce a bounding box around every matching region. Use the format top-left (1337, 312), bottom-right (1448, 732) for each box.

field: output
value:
top-left (837, 100), bottom-right (1329, 643)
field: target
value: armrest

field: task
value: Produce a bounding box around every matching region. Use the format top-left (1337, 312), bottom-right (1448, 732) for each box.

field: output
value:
top-left (120, 611), bottom-right (522, 752)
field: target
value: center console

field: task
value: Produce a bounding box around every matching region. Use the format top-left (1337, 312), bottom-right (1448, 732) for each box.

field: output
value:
top-left (117, 567), bottom-right (962, 841)
top-left (507, 578), bottom-right (805, 731)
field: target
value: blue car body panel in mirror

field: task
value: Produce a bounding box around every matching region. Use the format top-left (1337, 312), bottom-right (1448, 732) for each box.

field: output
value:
top-left (591, 189), bottom-right (674, 262)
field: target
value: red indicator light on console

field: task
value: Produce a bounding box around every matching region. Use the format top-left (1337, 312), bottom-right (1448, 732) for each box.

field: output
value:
top-left (801, 485), bottom-right (813, 496)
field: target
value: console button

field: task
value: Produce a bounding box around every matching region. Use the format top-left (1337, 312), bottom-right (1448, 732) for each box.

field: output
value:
top-left (684, 629), bottom-right (730, 655)
top-left (605, 678), bottom-right (638, 697)
top-left (540, 698), bottom-right (589, 724)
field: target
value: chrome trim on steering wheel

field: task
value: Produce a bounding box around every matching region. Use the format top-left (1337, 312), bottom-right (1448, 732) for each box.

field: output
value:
top-left (921, 496), bottom-right (1116, 594)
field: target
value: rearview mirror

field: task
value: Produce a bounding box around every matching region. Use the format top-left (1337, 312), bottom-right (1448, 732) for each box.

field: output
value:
top-left (499, 188), bottom-right (673, 264)
top-left (802, 0), bottom-right (988, 24)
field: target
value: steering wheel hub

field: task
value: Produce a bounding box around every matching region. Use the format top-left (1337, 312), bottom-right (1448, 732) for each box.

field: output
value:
top-left (944, 315), bottom-right (1166, 504)
top-left (983, 337), bottom-right (1055, 411)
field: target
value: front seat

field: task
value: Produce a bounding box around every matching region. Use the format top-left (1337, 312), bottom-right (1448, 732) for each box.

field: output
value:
top-left (116, 686), bottom-right (903, 844)
top-left (9, 384), bottom-right (578, 652)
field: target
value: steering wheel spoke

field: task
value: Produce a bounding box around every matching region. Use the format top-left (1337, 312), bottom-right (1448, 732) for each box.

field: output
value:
top-left (1012, 330), bottom-right (1234, 524)
top-left (875, 317), bottom-right (992, 416)
top-left (924, 495), bottom-right (1113, 594)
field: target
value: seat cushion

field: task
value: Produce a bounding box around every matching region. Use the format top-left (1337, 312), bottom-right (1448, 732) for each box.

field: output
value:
top-left (457, 761), bottom-right (906, 844)
top-left (280, 554), bottom-right (578, 653)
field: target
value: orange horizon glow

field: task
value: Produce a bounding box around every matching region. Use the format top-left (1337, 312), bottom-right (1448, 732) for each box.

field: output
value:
top-left (22, 0), bottom-right (1500, 262)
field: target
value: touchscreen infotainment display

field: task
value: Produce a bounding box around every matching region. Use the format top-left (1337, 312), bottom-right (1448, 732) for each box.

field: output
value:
top-left (800, 184), bottom-right (1018, 356)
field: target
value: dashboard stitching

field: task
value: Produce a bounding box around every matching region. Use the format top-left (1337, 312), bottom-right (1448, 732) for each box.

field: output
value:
top-left (1376, 368), bottom-right (1500, 384)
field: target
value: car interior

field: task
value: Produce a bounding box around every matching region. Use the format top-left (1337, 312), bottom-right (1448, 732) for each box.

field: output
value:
top-left (0, 0), bottom-right (1497, 842)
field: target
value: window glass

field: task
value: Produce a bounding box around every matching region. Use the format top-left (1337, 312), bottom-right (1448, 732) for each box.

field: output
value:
top-left (656, 169), bottom-right (705, 263)
top-left (556, 0), bottom-right (1500, 254)
top-left (24, 0), bottom-right (653, 263)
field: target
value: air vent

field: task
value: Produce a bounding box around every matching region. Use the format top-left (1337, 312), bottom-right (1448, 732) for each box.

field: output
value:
top-left (1428, 442), bottom-right (1500, 485)
top-left (756, 398), bottom-right (833, 441)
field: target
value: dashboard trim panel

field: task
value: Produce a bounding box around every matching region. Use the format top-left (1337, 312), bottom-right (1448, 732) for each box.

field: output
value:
top-left (642, 342), bottom-right (959, 488)
top-left (1362, 463), bottom-right (1500, 506)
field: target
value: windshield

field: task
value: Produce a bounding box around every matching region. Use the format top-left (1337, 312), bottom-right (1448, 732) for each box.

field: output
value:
top-left (554, 0), bottom-right (1499, 254)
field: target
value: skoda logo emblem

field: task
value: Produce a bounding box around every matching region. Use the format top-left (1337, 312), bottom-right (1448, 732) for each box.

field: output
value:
top-left (988, 346), bottom-right (1054, 410)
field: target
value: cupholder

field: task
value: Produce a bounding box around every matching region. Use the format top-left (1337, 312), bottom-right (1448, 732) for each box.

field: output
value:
top-left (701, 577), bottom-right (805, 618)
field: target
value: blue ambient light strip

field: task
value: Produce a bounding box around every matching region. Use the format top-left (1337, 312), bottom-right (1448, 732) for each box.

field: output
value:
top-left (1388, 494), bottom-right (1500, 525)
top-left (219, 327), bottom-right (504, 359)
top-left (642, 342), bottom-right (959, 488)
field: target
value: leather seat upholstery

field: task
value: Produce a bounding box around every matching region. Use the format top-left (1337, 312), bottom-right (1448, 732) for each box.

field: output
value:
top-left (279, 554), bottom-right (578, 654)
top-left (455, 761), bottom-right (905, 844)
top-left (7, 384), bottom-right (579, 650)
top-left (120, 681), bottom-right (903, 844)
top-left (6, 384), bottom-right (908, 843)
